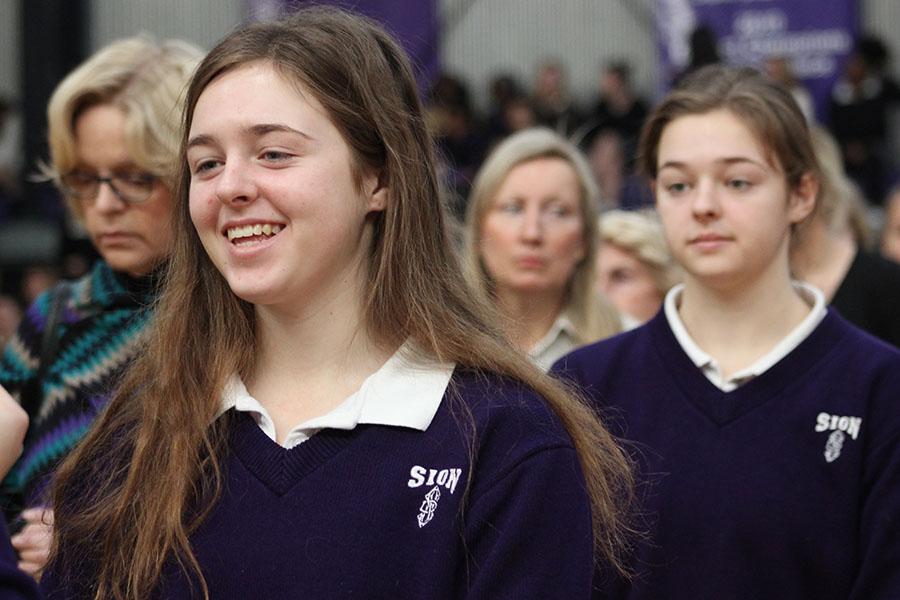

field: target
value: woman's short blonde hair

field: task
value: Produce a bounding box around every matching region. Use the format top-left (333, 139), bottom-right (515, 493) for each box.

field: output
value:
top-left (463, 127), bottom-right (620, 343)
top-left (44, 36), bottom-right (202, 217)
top-left (598, 209), bottom-right (680, 295)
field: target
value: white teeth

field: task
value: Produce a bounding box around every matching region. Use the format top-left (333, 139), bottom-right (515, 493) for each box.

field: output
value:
top-left (226, 223), bottom-right (283, 242)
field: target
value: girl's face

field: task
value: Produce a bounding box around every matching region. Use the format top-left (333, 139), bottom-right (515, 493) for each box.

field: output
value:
top-left (186, 63), bottom-right (386, 313)
top-left (479, 157), bottom-right (585, 299)
top-left (72, 104), bottom-right (174, 277)
top-left (654, 109), bottom-right (815, 291)
top-left (596, 243), bottom-right (662, 323)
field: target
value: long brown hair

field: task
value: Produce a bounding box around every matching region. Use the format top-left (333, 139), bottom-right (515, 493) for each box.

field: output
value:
top-left (50, 8), bottom-right (634, 599)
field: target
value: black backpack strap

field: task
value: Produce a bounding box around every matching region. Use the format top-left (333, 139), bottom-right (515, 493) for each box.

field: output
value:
top-left (3, 284), bottom-right (71, 526)
top-left (21, 284), bottom-right (71, 419)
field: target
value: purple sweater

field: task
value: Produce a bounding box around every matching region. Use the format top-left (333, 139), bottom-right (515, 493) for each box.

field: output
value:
top-left (554, 309), bottom-right (900, 599)
top-left (2, 369), bottom-right (596, 599)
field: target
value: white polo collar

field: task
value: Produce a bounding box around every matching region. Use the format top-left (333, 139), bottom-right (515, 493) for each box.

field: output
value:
top-left (529, 313), bottom-right (580, 371)
top-left (218, 342), bottom-right (455, 448)
top-left (664, 281), bottom-right (827, 391)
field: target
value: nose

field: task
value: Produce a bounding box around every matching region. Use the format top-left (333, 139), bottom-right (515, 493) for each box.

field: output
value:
top-left (92, 180), bottom-right (127, 214)
top-left (520, 205), bottom-right (543, 243)
top-left (691, 179), bottom-right (721, 221)
top-left (214, 158), bottom-right (257, 205)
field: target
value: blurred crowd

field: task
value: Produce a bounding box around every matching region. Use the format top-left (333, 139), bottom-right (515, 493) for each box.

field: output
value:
top-left (1, 29), bottom-right (900, 350)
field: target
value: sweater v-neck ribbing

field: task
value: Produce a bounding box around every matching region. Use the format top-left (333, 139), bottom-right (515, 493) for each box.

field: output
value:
top-left (229, 411), bottom-right (363, 496)
top-left (648, 309), bottom-right (847, 426)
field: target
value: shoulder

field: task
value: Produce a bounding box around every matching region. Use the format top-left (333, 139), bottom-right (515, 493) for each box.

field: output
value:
top-left (552, 316), bottom-right (660, 385)
top-left (448, 368), bottom-right (573, 451)
top-left (810, 312), bottom-right (900, 439)
top-left (439, 368), bottom-right (593, 500)
top-left (820, 310), bottom-right (900, 370)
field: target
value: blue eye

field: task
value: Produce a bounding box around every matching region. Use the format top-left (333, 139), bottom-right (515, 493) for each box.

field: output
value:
top-left (498, 203), bottom-right (523, 215)
top-left (546, 204), bottom-right (571, 218)
top-left (728, 179), bottom-right (752, 190)
top-left (261, 150), bottom-right (291, 162)
top-left (193, 159), bottom-right (221, 175)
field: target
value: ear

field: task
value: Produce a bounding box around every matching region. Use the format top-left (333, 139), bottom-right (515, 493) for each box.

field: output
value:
top-left (363, 169), bottom-right (388, 213)
top-left (787, 172), bottom-right (818, 224)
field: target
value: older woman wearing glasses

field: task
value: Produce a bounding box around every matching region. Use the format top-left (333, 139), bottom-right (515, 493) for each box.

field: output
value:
top-left (0, 36), bottom-right (201, 578)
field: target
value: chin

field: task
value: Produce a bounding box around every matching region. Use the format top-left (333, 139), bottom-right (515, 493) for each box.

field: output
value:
top-left (104, 255), bottom-right (154, 277)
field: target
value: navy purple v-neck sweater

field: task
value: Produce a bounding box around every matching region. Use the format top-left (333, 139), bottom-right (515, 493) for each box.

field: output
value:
top-left (4, 368), bottom-right (595, 599)
top-left (554, 309), bottom-right (900, 599)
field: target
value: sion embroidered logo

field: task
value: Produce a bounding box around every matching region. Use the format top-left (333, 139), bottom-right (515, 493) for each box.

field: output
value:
top-left (407, 465), bottom-right (463, 528)
top-left (815, 412), bottom-right (862, 463)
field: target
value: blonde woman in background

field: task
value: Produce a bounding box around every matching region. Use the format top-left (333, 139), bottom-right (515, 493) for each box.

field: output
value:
top-left (597, 209), bottom-right (679, 328)
top-left (463, 128), bottom-right (621, 370)
top-left (791, 126), bottom-right (900, 347)
top-left (0, 36), bottom-right (202, 577)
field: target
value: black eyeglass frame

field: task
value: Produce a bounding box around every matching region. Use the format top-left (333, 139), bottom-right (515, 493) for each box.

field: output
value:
top-left (59, 171), bottom-right (159, 205)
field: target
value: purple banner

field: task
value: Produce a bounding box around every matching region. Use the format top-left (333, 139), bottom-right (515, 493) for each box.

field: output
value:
top-left (246, 0), bottom-right (439, 90)
top-left (656, 0), bottom-right (859, 121)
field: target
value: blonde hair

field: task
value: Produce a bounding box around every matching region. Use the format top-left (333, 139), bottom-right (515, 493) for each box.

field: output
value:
top-left (599, 210), bottom-right (680, 296)
top-left (808, 126), bottom-right (871, 246)
top-left (44, 36), bottom-right (202, 217)
top-left (50, 10), bottom-right (633, 599)
top-left (463, 127), bottom-right (621, 344)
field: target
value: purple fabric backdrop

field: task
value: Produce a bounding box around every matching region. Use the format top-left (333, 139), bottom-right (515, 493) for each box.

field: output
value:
top-left (656, 0), bottom-right (859, 121)
top-left (245, 0), bottom-right (439, 91)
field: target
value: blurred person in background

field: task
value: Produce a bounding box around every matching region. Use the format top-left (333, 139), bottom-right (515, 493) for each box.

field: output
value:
top-left (0, 296), bottom-right (22, 348)
top-left (880, 184), bottom-right (900, 263)
top-left (0, 36), bottom-right (202, 578)
top-left (828, 34), bottom-right (900, 205)
top-left (17, 269), bottom-right (57, 308)
top-left (463, 128), bottom-right (620, 370)
top-left (597, 209), bottom-right (679, 328)
top-left (588, 61), bottom-right (648, 167)
top-left (427, 73), bottom-right (487, 218)
top-left (673, 24), bottom-right (721, 86)
top-left (584, 127), bottom-right (654, 210)
top-left (791, 127), bottom-right (900, 348)
top-left (531, 59), bottom-right (583, 135)
top-left (484, 73), bottom-right (524, 146)
top-left (763, 55), bottom-right (815, 122)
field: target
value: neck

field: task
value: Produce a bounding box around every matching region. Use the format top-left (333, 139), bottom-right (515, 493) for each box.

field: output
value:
top-left (495, 287), bottom-right (565, 351)
top-left (790, 218), bottom-right (857, 301)
top-left (248, 269), bottom-right (394, 443)
top-left (677, 253), bottom-right (810, 377)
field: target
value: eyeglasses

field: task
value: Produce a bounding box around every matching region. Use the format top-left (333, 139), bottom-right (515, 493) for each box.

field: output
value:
top-left (60, 170), bottom-right (158, 204)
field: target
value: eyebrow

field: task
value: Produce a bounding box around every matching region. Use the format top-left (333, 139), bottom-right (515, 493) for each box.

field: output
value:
top-left (658, 157), bottom-right (768, 171)
top-left (186, 123), bottom-right (313, 150)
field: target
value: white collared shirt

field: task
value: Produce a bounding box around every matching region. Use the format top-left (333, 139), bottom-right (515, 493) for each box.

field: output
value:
top-left (664, 282), bottom-right (827, 392)
top-left (529, 314), bottom-right (580, 372)
top-left (218, 343), bottom-right (455, 449)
